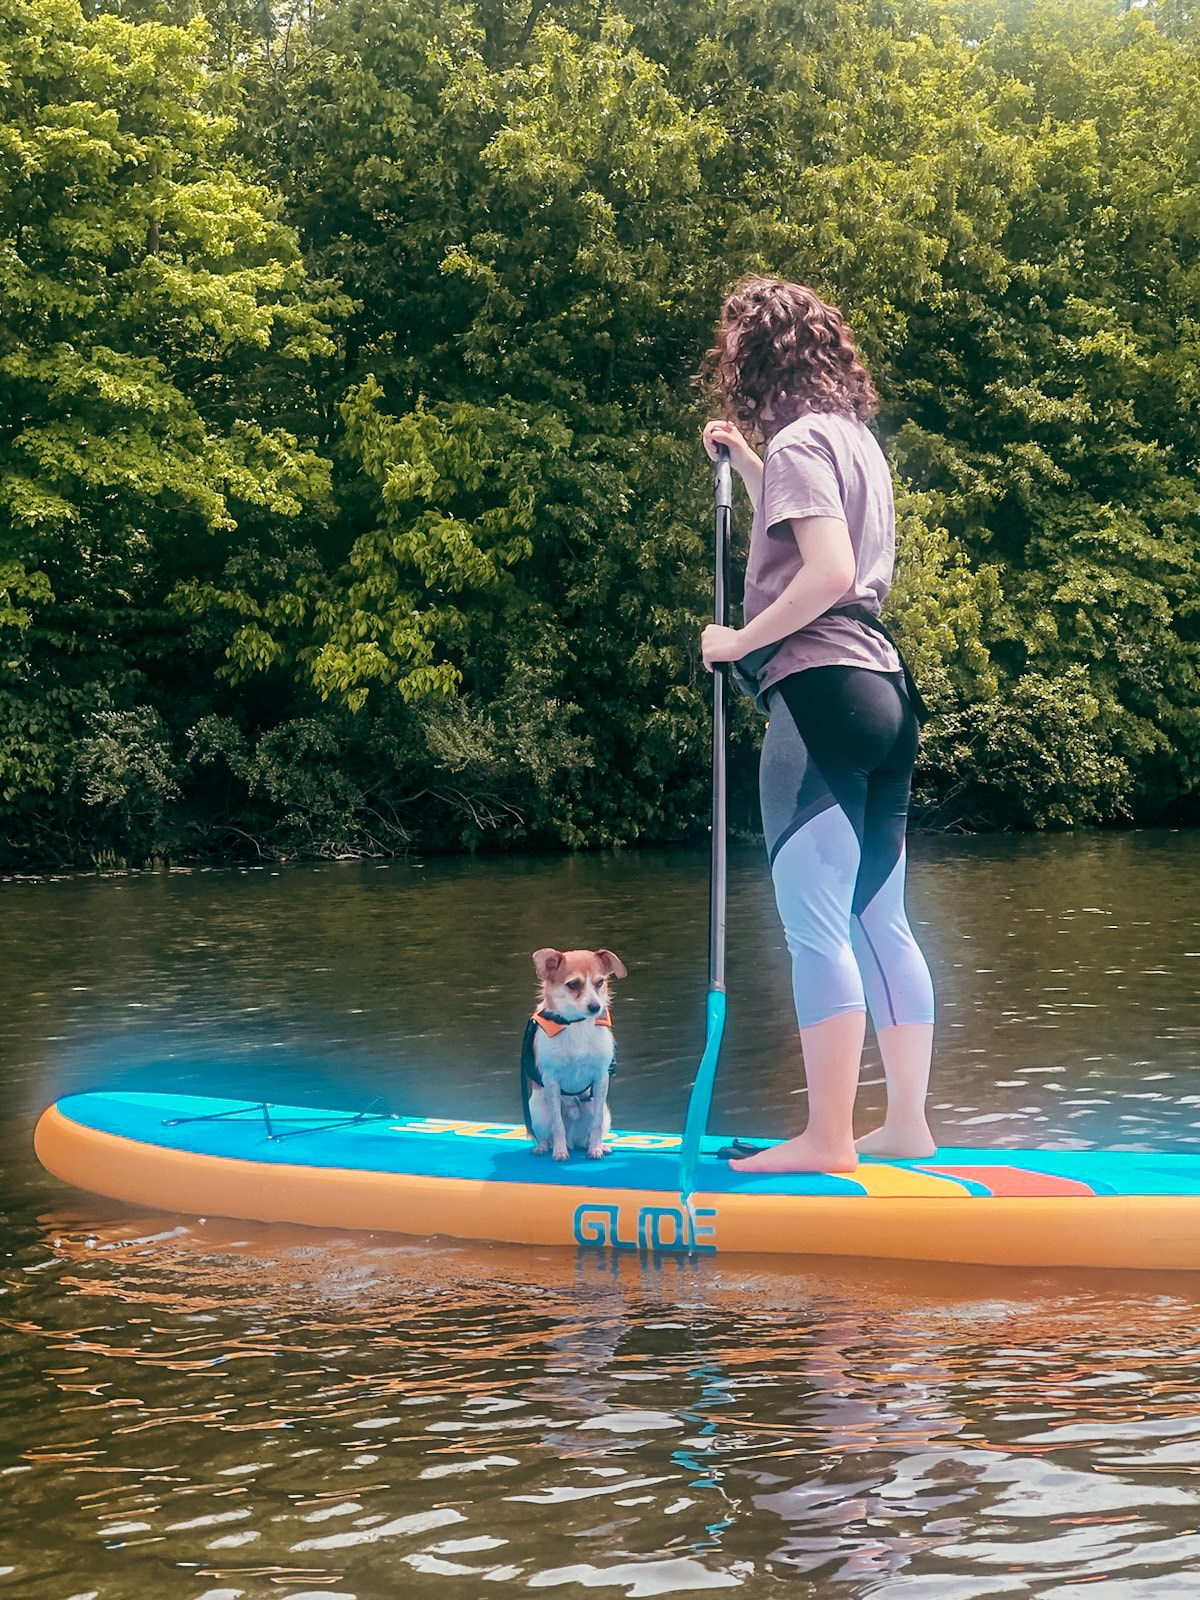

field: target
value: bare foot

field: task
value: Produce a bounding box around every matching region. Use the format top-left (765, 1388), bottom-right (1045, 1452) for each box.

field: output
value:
top-left (855, 1122), bottom-right (936, 1160)
top-left (729, 1133), bottom-right (858, 1175)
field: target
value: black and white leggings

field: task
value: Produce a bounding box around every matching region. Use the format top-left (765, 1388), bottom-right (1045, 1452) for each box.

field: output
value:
top-left (760, 665), bottom-right (935, 1031)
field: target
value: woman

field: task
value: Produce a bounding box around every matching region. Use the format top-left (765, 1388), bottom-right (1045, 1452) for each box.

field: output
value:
top-left (699, 276), bottom-right (935, 1174)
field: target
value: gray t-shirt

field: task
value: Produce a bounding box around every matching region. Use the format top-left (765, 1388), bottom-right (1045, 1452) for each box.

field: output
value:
top-left (741, 411), bottom-right (900, 706)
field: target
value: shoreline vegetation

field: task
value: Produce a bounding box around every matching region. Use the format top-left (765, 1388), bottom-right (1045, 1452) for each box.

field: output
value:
top-left (3, 0), bottom-right (1199, 871)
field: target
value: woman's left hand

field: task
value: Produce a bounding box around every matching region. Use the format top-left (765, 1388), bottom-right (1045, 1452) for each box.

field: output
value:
top-left (701, 623), bottom-right (745, 670)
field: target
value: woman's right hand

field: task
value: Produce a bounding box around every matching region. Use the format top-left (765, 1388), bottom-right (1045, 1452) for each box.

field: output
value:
top-left (703, 419), bottom-right (759, 477)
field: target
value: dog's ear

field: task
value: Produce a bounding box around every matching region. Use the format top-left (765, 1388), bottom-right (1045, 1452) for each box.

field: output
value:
top-left (533, 948), bottom-right (564, 980)
top-left (594, 949), bottom-right (627, 980)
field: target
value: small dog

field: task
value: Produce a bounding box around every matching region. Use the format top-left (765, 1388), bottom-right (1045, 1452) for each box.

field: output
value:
top-left (521, 947), bottom-right (627, 1160)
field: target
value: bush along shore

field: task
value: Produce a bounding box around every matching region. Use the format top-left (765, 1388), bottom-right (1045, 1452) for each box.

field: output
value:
top-left (3, 0), bottom-right (1199, 868)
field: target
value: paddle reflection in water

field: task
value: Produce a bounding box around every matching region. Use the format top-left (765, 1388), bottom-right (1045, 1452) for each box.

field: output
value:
top-left (5, 1207), bottom-right (1200, 1596)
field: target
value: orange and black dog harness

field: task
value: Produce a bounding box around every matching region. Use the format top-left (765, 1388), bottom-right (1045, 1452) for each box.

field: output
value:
top-left (520, 1009), bottom-right (615, 1134)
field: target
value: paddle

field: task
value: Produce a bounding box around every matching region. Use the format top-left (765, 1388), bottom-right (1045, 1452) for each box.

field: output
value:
top-left (678, 443), bottom-right (733, 1214)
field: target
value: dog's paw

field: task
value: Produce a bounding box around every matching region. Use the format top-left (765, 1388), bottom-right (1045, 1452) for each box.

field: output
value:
top-left (587, 1144), bottom-right (609, 1160)
top-left (552, 1145), bottom-right (570, 1162)
top-left (532, 1141), bottom-right (550, 1156)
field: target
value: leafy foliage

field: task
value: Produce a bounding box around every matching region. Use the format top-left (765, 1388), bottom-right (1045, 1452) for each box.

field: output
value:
top-left (0, 0), bottom-right (334, 862)
top-left (3, 0), bottom-right (1199, 864)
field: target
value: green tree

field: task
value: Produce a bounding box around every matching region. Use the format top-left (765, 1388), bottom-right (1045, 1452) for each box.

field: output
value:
top-left (7, 0), bottom-right (1200, 862)
top-left (890, 0), bottom-right (1200, 824)
top-left (0, 0), bottom-right (334, 860)
top-left (148, 0), bottom-right (1200, 843)
top-left (182, 4), bottom-right (733, 848)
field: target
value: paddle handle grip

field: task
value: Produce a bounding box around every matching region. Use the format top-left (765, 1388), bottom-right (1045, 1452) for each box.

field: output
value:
top-left (715, 445), bottom-right (733, 512)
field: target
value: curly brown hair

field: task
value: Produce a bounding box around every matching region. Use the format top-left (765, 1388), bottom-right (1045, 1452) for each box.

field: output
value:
top-left (704, 276), bottom-right (879, 440)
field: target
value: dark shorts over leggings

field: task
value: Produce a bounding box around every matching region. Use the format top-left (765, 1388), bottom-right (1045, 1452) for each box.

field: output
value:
top-left (760, 665), bottom-right (935, 1031)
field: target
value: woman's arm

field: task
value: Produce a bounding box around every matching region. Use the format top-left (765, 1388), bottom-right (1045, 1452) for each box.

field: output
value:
top-left (737, 454), bottom-right (764, 505)
top-left (701, 515), bottom-right (856, 666)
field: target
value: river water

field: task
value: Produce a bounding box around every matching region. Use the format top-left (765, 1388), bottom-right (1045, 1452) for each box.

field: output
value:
top-left (3, 831), bottom-right (1200, 1597)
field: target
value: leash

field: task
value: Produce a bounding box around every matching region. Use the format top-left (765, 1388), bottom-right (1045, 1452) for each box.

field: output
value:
top-left (678, 444), bottom-right (731, 1217)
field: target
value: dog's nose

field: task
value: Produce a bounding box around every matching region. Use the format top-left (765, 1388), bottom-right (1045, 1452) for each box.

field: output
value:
top-left (587, 1002), bottom-right (601, 1014)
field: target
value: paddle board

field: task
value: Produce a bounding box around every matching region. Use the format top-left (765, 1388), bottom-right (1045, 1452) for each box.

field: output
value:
top-left (34, 1091), bottom-right (1200, 1270)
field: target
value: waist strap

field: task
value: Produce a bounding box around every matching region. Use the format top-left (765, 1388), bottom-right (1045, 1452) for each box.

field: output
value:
top-left (733, 604), bottom-right (929, 725)
top-left (828, 604), bottom-right (930, 725)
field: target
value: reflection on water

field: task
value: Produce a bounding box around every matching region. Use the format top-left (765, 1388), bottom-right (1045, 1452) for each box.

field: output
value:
top-left (3, 831), bottom-right (1200, 1595)
top-left (6, 1211), bottom-right (1200, 1597)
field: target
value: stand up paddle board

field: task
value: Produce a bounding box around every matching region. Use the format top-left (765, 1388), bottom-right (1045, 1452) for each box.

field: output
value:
top-left (33, 1090), bottom-right (1200, 1271)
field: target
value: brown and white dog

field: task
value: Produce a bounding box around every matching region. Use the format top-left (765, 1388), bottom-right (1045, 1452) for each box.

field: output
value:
top-left (521, 947), bottom-right (627, 1160)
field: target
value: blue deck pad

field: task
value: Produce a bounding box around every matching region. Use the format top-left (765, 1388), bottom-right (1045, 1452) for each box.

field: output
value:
top-left (54, 1093), bottom-right (1200, 1200)
top-left (57, 1093), bottom-right (864, 1197)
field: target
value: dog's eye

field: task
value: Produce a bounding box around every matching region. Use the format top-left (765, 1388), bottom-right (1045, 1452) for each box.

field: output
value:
top-left (566, 979), bottom-right (583, 993)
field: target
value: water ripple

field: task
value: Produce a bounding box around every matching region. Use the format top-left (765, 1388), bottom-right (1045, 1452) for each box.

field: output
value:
top-left (7, 839), bottom-right (1200, 1594)
top-left (2, 1210), bottom-right (1200, 1595)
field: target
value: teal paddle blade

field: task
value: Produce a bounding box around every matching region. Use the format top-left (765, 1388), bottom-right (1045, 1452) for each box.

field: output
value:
top-left (678, 986), bottom-right (727, 1203)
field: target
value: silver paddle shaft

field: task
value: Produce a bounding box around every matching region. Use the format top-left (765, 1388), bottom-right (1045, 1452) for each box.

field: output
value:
top-left (710, 447), bottom-right (731, 993)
